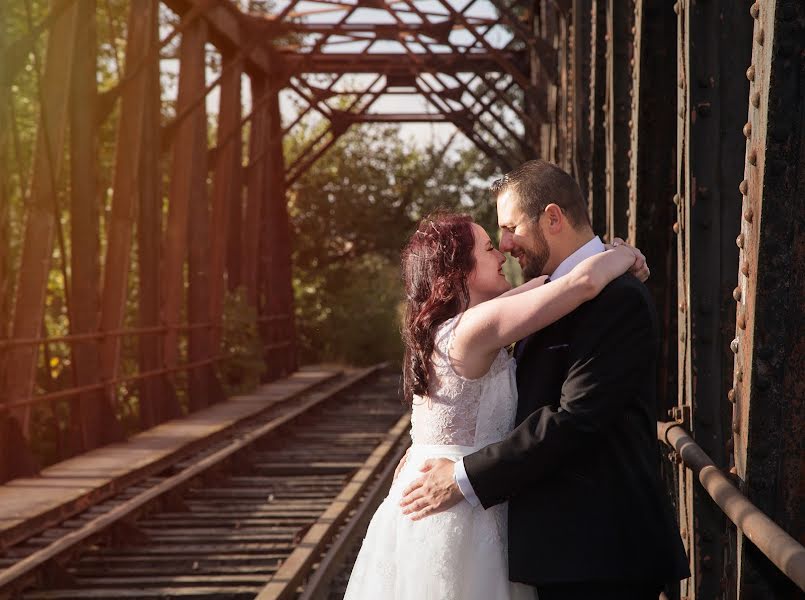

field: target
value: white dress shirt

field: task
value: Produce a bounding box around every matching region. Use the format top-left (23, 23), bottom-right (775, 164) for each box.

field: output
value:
top-left (453, 236), bottom-right (606, 507)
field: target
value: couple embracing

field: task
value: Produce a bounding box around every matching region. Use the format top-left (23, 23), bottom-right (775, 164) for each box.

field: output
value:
top-left (344, 160), bottom-right (689, 600)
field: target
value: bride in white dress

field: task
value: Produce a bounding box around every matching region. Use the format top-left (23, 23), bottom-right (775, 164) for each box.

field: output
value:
top-left (343, 213), bottom-right (646, 600)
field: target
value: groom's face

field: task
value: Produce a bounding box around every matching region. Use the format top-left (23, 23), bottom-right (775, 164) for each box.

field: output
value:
top-left (497, 190), bottom-right (551, 279)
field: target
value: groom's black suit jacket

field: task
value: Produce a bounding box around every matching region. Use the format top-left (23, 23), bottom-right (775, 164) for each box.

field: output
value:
top-left (463, 273), bottom-right (689, 586)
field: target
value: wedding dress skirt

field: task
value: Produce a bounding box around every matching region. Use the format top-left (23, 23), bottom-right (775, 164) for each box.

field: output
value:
top-left (343, 444), bottom-right (536, 600)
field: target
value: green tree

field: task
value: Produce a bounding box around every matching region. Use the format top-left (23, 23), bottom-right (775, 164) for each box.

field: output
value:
top-left (289, 124), bottom-right (498, 366)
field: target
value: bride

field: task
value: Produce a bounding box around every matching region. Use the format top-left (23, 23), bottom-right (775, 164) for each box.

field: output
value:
top-left (343, 213), bottom-right (647, 600)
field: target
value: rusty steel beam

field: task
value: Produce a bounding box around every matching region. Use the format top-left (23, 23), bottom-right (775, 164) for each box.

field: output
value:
top-left (137, 1), bottom-right (178, 429)
top-left (261, 88), bottom-right (296, 380)
top-left (185, 34), bottom-right (222, 411)
top-left (98, 0), bottom-right (161, 422)
top-left (604, 0), bottom-right (632, 242)
top-left (242, 76), bottom-right (268, 309)
top-left (587, 0), bottom-right (606, 235)
top-left (4, 0), bottom-right (80, 442)
top-left (163, 0), bottom-right (274, 77)
top-left (572, 0), bottom-right (592, 196)
top-left (732, 2), bottom-right (805, 598)
top-left (628, 0), bottom-right (677, 416)
top-left (210, 52), bottom-right (243, 349)
top-left (675, 1), bottom-right (753, 598)
top-left (279, 51), bottom-right (527, 76)
top-left (162, 15), bottom-right (208, 372)
top-left (68, 0), bottom-right (120, 452)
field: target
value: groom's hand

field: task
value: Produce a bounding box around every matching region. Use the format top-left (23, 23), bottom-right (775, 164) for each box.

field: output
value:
top-left (399, 458), bottom-right (463, 520)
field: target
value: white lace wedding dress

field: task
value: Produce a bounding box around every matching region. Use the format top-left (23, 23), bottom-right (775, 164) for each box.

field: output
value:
top-left (343, 315), bottom-right (537, 600)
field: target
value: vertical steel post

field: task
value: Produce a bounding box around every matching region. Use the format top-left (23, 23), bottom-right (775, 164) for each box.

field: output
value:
top-left (587, 0), bottom-right (607, 235)
top-left (733, 2), bottom-right (805, 598)
top-left (263, 85), bottom-right (296, 378)
top-left (162, 15), bottom-right (208, 374)
top-left (210, 52), bottom-right (243, 350)
top-left (605, 0), bottom-right (633, 242)
top-left (69, 0), bottom-right (118, 452)
top-left (5, 0), bottom-right (80, 439)
top-left (629, 0), bottom-right (677, 413)
top-left (242, 76), bottom-right (267, 309)
top-left (99, 0), bottom-right (161, 415)
top-left (572, 0), bottom-right (592, 197)
top-left (138, 0), bottom-right (177, 428)
top-left (676, 1), bottom-right (752, 597)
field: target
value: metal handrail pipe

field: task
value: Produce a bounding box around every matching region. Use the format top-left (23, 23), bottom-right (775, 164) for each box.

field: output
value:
top-left (657, 421), bottom-right (805, 592)
top-left (0, 322), bottom-right (220, 349)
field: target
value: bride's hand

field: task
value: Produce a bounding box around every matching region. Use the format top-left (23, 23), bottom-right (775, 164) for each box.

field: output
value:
top-left (607, 238), bottom-right (650, 282)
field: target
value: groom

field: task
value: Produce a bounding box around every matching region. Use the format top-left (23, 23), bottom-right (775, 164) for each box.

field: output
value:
top-left (400, 160), bottom-right (689, 599)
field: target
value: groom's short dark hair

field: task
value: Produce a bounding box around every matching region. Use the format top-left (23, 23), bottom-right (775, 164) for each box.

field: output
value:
top-left (491, 160), bottom-right (591, 229)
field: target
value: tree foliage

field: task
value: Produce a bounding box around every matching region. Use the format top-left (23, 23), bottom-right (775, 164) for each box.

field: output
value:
top-left (290, 124), bottom-right (498, 366)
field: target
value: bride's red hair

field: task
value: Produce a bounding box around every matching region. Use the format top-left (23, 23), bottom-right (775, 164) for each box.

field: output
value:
top-left (401, 213), bottom-right (476, 404)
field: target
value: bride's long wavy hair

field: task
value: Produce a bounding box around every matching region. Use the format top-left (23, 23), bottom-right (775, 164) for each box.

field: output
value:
top-left (401, 213), bottom-right (476, 404)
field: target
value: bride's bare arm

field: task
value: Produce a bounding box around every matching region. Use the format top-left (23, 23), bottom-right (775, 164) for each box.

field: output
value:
top-left (448, 245), bottom-right (638, 378)
top-left (495, 275), bottom-right (549, 299)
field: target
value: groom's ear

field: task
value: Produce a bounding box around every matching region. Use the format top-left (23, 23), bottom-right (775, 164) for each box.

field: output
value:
top-left (543, 203), bottom-right (564, 233)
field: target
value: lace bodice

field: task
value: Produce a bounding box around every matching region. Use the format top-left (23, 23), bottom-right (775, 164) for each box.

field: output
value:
top-left (410, 314), bottom-right (518, 447)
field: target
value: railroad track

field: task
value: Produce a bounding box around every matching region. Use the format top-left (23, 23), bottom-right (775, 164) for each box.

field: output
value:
top-left (0, 365), bottom-right (410, 600)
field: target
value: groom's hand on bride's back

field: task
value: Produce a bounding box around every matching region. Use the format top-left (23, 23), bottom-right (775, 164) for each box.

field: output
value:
top-left (399, 458), bottom-right (463, 520)
top-left (607, 237), bottom-right (650, 282)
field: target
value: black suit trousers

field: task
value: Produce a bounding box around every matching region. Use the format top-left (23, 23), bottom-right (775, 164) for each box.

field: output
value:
top-left (536, 580), bottom-right (664, 600)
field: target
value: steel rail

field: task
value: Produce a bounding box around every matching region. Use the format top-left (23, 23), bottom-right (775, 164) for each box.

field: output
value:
top-left (658, 421), bottom-right (805, 592)
top-left (256, 411), bottom-right (411, 599)
top-left (0, 365), bottom-right (387, 597)
top-left (296, 428), bottom-right (410, 600)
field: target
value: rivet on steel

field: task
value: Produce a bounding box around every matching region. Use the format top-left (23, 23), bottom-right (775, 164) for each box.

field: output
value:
top-left (736, 233), bottom-right (745, 248)
top-left (750, 2), bottom-right (760, 19)
top-left (731, 338), bottom-right (739, 354)
top-left (746, 65), bottom-right (756, 81)
top-left (739, 179), bottom-right (749, 195)
top-left (733, 286), bottom-right (742, 302)
top-left (673, 193), bottom-right (680, 205)
top-left (673, 2), bottom-right (680, 15)
top-left (673, 222), bottom-right (680, 234)
top-left (744, 208), bottom-right (754, 223)
top-left (736, 368), bottom-right (743, 382)
top-left (728, 388), bottom-right (736, 403)
top-left (743, 122), bottom-right (752, 138)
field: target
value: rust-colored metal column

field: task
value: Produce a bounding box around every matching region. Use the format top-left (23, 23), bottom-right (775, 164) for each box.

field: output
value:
top-left (242, 76), bottom-right (267, 309)
top-left (210, 52), bottom-right (243, 349)
top-left (69, 0), bottom-right (119, 452)
top-left (99, 0), bottom-right (162, 415)
top-left (5, 0), bottom-right (80, 439)
top-left (261, 84), bottom-right (296, 380)
top-left (587, 0), bottom-right (607, 235)
top-left (675, 1), bottom-right (752, 597)
top-left (628, 0), bottom-right (677, 413)
top-left (162, 15), bottom-right (208, 378)
top-left (604, 0), bottom-right (633, 242)
top-left (138, 0), bottom-right (178, 428)
top-left (732, 2), bottom-right (805, 598)
top-left (572, 0), bottom-right (592, 197)
top-left (0, 1), bottom-right (11, 383)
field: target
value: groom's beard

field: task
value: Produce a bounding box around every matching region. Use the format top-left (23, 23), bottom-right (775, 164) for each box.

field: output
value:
top-left (521, 227), bottom-right (551, 280)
